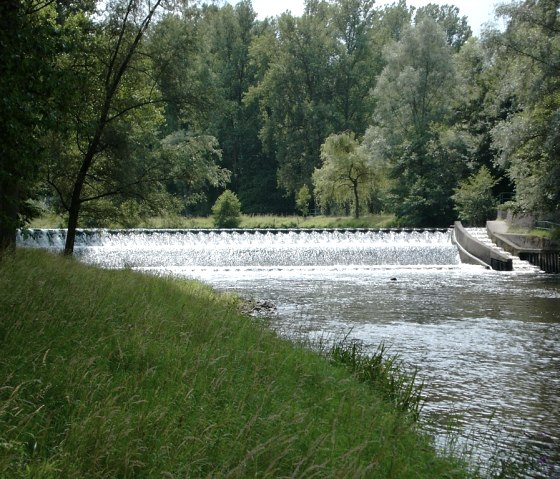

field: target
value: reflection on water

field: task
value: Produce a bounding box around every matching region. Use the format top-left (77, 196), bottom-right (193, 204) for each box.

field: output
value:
top-left (18, 229), bottom-right (560, 476)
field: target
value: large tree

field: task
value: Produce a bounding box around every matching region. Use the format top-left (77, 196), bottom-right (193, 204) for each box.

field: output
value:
top-left (368, 17), bottom-right (462, 226)
top-left (248, 2), bottom-right (338, 196)
top-left (414, 3), bottom-right (472, 51)
top-left (488, 0), bottom-right (560, 214)
top-left (201, 2), bottom-right (287, 212)
top-left (331, 0), bottom-right (378, 134)
top-left (43, 0), bottom-right (218, 254)
top-left (248, 0), bottom-right (383, 202)
top-left (0, 0), bottom-right (61, 252)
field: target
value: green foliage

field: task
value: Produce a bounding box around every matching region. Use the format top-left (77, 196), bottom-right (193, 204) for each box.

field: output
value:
top-left (212, 190), bottom-right (242, 228)
top-left (160, 131), bottom-right (231, 213)
top-left (30, 213), bottom-right (397, 230)
top-left (414, 4), bottom-right (472, 51)
top-left (295, 185), bottom-right (312, 217)
top-left (8, 0), bottom-right (559, 238)
top-left (0, 250), bottom-right (473, 478)
top-left (314, 132), bottom-right (375, 218)
top-left (148, 12), bottom-right (214, 133)
top-left (0, 0), bottom-right (62, 249)
top-left (370, 17), bottom-right (463, 226)
top-left (37, 0), bottom-right (168, 253)
top-left (247, 0), bottom-right (380, 196)
top-left (248, 7), bottom-right (338, 195)
top-left (487, 0), bottom-right (560, 214)
top-left (452, 166), bottom-right (498, 226)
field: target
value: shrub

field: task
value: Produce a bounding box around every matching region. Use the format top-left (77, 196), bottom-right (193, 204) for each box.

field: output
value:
top-left (295, 185), bottom-right (311, 217)
top-left (212, 190), bottom-right (241, 228)
top-left (452, 166), bottom-right (498, 226)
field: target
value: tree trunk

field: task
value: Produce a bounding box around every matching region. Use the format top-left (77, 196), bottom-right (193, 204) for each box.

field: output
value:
top-left (64, 148), bottom-right (95, 255)
top-left (353, 180), bottom-right (360, 218)
top-left (64, 198), bottom-right (81, 256)
top-left (0, 179), bottom-right (18, 254)
top-left (0, 0), bottom-right (20, 255)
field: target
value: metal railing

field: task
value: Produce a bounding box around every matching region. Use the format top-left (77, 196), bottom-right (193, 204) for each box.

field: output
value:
top-left (535, 220), bottom-right (560, 230)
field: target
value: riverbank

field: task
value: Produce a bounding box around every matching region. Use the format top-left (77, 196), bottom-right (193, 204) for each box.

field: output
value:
top-left (28, 213), bottom-right (395, 230)
top-left (0, 250), bottom-right (472, 478)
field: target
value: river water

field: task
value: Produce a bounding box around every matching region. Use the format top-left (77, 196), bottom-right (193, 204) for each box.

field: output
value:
top-left (18, 228), bottom-right (560, 477)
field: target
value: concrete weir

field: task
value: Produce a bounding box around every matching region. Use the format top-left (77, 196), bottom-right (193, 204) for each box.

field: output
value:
top-left (487, 221), bottom-right (560, 273)
top-left (452, 221), bottom-right (513, 271)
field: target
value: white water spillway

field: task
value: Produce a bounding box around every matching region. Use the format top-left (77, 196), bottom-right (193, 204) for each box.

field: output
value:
top-left (17, 228), bottom-right (460, 269)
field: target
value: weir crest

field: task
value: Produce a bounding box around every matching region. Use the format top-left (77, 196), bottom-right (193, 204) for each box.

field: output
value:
top-left (17, 228), bottom-right (460, 269)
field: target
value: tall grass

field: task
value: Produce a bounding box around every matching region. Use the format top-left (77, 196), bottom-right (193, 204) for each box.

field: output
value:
top-left (1, 250), bottom-right (471, 478)
top-left (325, 338), bottom-right (423, 421)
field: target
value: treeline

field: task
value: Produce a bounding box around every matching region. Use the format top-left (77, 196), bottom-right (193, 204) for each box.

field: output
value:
top-left (1, 0), bottom-right (559, 253)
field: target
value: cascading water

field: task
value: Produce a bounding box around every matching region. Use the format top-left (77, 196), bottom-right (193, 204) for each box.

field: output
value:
top-left (17, 228), bottom-right (460, 269)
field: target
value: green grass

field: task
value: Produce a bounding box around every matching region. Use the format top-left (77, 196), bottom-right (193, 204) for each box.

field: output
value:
top-left (29, 213), bottom-right (396, 230)
top-left (326, 339), bottom-right (423, 421)
top-left (500, 225), bottom-right (560, 241)
top-left (0, 250), bottom-right (471, 478)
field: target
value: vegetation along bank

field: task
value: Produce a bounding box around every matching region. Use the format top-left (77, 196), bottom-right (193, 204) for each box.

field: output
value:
top-left (0, 250), bottom-right (473, 478)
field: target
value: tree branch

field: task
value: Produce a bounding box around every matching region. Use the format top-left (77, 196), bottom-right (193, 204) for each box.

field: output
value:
top-left (107, 97), bottom-right (164, 123)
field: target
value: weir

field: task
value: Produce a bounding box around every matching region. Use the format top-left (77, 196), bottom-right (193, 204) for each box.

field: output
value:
top-left (17, 228), bottom-right (460, 269)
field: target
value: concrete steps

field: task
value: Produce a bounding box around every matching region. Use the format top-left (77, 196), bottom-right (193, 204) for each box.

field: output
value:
top-left (466, 228), bottom-right (542, 273)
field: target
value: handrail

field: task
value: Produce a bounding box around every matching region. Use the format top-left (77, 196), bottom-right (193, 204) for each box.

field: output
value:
top-left (535, 220), bottom-right (560, 230)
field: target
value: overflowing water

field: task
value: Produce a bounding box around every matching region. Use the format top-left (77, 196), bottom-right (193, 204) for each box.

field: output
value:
top-left (18, 228), bottom-right (560, 476)
top-left (17, 228), bottom-right (459, 268)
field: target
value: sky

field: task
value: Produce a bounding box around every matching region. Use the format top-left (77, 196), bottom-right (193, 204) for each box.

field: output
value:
top-left (232, 0), bottom-right (506, 36)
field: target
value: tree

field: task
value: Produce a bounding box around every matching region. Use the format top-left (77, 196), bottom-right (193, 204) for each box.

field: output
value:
top-left (46, 0), bottom-right (164, 254)
top-left (452, 165), bottom-right (498, 225)
top-left (313, 132), bottom-right (374, 218)
top-left (331, 0), bottom-right (378, 134)
top-left (212, 190), bottom-right (241, 228)
top-left (487, 0), bottom-right (560, 214)
top-left (370, 17), bottom-right (462, 226)
top-left (248, 3), bottom-right (339, 196)
top-left (148, 10), bottom-right (215, 134)
top-left (0, 0), bottom-right (61, 252)
top-left (372, 0), bottom-right (414, 43)
top-left (295, 185), bottom-right (312, 217)
top-left (159, 131), bottom-right (231, 212)
top-left (248, 0), bottom-right (385, 200)
top-left (201, 2), bottom-right (287, 213)
top-left (414, 4), bottom-right (472, 51)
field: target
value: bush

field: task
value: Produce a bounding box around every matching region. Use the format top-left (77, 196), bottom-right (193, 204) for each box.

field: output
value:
top-left (452, 166), bottom-right (498, 226)
top-left (295, 185), bottom-right (311, 217)
top-left (212, 190), bottom-right (241, 228)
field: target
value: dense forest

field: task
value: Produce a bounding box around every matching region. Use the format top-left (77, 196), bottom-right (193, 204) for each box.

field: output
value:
top-left (1, 0), bottom-right (559, 253)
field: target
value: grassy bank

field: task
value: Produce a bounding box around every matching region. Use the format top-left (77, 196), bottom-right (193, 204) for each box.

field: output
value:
top-left (1, 250), bottom-right (470, 478)
top-left (29, 213), bottom-right (396, 230)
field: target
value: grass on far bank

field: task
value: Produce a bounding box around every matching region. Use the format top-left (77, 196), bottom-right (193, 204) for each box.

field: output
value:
top-left (28, 212), bottom-right (396, 230)
top-left (507, 226), bottom-right (560, 241)
top-left (0, 250), bottom-right (472, 478)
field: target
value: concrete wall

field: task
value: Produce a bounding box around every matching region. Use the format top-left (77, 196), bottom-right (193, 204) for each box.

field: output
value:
top-left (453, 221), bottom-right (513, 271)
top-left (487, 221), bottom-right (560, 273)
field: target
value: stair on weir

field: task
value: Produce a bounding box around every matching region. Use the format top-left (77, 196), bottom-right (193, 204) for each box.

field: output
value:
top-left (466, 228), bottom-right (542, 273)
